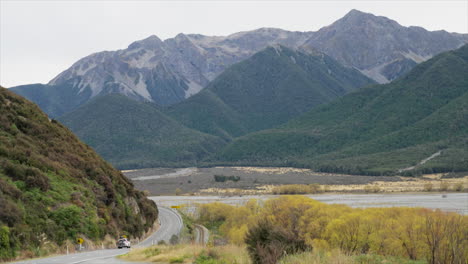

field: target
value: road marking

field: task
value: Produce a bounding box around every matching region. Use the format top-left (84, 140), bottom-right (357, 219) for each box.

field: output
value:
top-left (69, 253), bottom-right (127, 264)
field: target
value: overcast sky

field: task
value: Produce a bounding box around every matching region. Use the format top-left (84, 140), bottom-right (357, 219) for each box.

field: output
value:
top-left (1, 0), bottom-right (467, 88)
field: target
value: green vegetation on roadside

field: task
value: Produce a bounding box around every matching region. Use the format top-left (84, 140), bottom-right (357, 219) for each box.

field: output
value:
top-left (0, 88), bottom-right (158, 261)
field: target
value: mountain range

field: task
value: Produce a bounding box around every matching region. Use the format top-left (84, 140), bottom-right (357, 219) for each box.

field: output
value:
top-left (59, 45), bottom-right (373, 168)
top-left (10, 10), bottom-right (468, 118)
top-left (216, 44), bottom-right (468, 175)
top-left (166, 45), bottom-right (374, 140)
top-left (7, 10), bottom-right (468, 175)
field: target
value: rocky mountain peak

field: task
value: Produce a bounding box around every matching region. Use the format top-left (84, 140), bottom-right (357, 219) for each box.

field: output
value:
top-left (303, 9), bottom-right (468, 83)
top-left (12, 10), bottom-right (468, 118)
top-left (173, 33), bottom-right (192, 43)
top-left (128, 35), bottom-right (163, 50)
top-left (334, 9), bottom-right (401, 30)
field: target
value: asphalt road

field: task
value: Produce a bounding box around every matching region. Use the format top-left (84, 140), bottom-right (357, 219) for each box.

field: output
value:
top-left (137, 207), bottom-right (183, 247)
top-left (10, 207), bottom-right (183, 264)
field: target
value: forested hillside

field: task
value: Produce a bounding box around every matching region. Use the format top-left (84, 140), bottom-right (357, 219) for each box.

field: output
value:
top-left (58, 46), bottom-right (372, 169)
top-left (215, 45), bottom-right (468, 175)
top-left (167, 46), bottom-right (374, 140)
top-left (59, 94), bottom-right (225, 169)
top-left (0, 88), bottom-right (158, 261)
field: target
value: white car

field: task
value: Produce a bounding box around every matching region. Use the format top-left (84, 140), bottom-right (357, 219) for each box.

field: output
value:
top-left (117, 238), bottom-right (131, 248)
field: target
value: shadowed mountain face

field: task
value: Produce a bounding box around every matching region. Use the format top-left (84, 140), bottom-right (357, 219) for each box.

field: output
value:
top-left (58, 94), bottom-right (225, 169)
top-left (57, 46), bottom-right (373, 169)
top-left (302, 9), bottom-right (468, 83)
top-left (166, 46), bottom-right (374, 140)
top-left (215, 44), bottom-right (468, 175)
top-left (0, 88), bottom-right (158, 261)
top-left (10, 10), bottom-right (467, 118)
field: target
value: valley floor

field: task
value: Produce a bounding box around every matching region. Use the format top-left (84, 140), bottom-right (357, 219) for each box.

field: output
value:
top-left (123, 166), bottom-right (467, 196)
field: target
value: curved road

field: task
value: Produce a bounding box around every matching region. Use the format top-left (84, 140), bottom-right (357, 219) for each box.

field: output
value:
top-left (11, 207), bottom-right (183, 264)
top-left (137, 207), bottom-right (183, 247)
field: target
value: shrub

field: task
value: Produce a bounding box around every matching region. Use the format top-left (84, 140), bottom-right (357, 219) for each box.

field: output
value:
top-left (3, 162), bottom-right (25, 181)
top-left (245, 220), bottom-right (309, 264)
top-left (169, 234), bottom-right (179, 245)
top-left (24, 168), bottom-right (49, 191)
top-left (453, 182), bottom-right (464, 192)
top-left (271, 184), bottom-right (321, 195)
top-left (214, 175), bottom-right (240, 183)
top-left (49, 205), bottom-right (83, 238)
top-left (0, 225), bottom-right (16, 261)
top-left (364, 185), bottom-right (381, 193)
top-left (169, 256), bottom-right (185, 263)
top-left (194, 250), bottom-right (220, 264)
top-left (0, 198), bottom-right (23, 226)
top-left (439, 182), bottom-right (449, 191)
top-left (424, 183), bottom-right (433, 192)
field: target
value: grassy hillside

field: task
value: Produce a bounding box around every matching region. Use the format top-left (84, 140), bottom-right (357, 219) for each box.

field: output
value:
top-left (215, 45), bottom-right (468, 175)
top-left (167, 46), bottom-right (374, 140)
top-left (0, 88), bottom-right (158, 261)
top-left (59, 94), bottom-right (226, 169)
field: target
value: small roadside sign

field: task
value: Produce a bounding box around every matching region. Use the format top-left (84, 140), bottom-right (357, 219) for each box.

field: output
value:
top-left (77, 238), bottom-right (84, 244)
top-left (171, 205), bottom-right (181, 209)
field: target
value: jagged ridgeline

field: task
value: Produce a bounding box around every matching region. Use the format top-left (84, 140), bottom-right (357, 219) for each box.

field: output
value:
top-left (0, 88), bottom-right (157, 260)
top-left (216, 45), bottom-right (468, 175)
top-left (10, 10), bottom-right (468, 119)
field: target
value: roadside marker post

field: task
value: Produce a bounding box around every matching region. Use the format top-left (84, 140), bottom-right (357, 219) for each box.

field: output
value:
top-left (77, 238), bottom-right (84, 251)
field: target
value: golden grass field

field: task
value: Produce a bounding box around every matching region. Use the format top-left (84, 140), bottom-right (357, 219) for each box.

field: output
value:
top-left (197, 172), bottom-right (467, 195)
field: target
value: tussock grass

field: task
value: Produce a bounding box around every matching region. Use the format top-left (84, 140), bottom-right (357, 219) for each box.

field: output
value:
top-left (279, 250), bottom-right (351, 264)
top-left (119, 244), bottom-right (249, 264)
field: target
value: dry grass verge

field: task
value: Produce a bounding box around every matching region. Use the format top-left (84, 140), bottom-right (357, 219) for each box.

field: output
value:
top-left (119, 244), bottom-right (249, 264)
top-left (119, 244), bottom-right (426, 264)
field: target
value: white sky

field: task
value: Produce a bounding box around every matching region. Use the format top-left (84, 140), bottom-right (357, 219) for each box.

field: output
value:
top-left (1, 0), bottom-right (467, 88)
